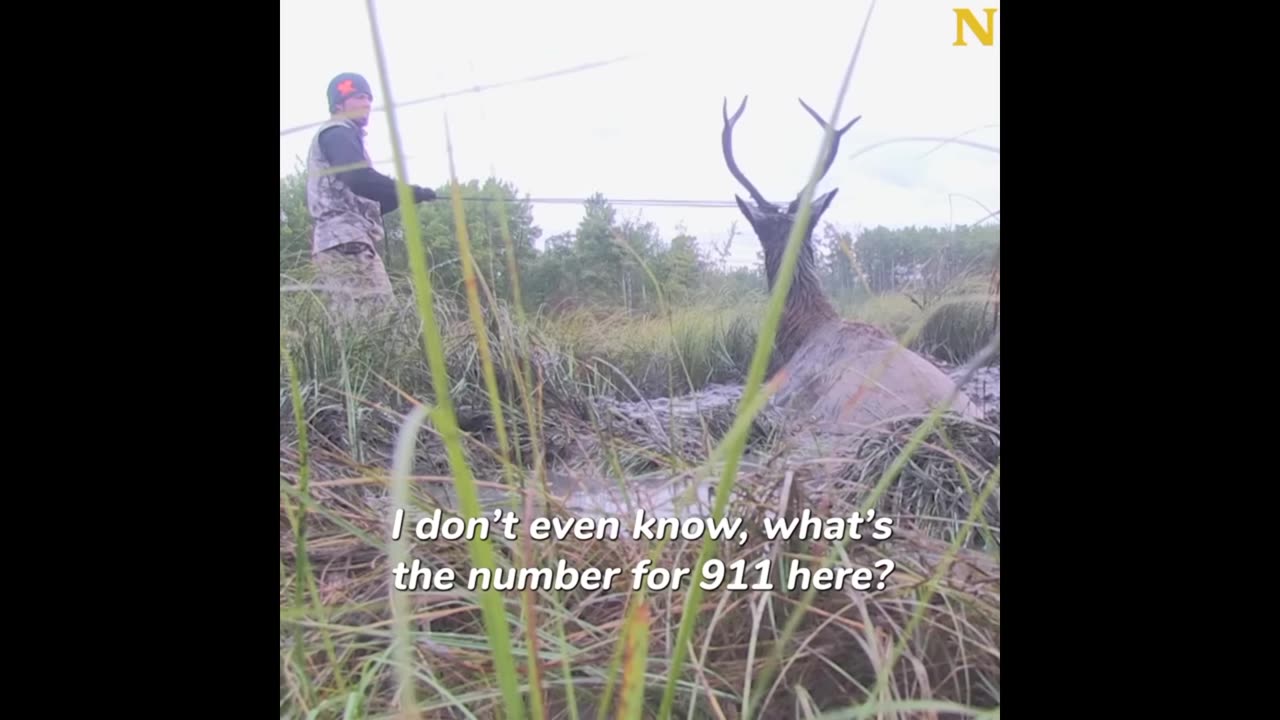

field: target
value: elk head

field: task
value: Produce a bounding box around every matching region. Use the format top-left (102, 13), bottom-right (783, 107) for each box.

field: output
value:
top-left (721, 96), bottom-right (860, 290)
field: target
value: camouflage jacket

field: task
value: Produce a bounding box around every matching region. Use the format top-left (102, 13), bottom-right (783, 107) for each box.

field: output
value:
top-left (305, 118), bottom-right (386, 255)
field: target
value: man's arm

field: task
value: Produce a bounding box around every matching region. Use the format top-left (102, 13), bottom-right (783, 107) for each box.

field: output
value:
top-left (318, 125), bottom-right (436, 213)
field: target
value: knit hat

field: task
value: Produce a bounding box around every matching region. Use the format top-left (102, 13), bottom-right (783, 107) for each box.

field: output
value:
top-left (327, 72), bottom-right (373, 111)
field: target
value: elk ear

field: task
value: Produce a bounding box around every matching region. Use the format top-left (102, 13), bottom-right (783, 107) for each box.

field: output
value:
top-left (734, 194), bottom-right (769, 226)
top-left (811, 188), bottom-right (839, 221)
top-left (787, 188), bottom-right (840, 217)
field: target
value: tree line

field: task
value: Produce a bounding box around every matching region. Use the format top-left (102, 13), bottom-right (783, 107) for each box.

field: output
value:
top-left (280, 166), bottom-right (999, 315)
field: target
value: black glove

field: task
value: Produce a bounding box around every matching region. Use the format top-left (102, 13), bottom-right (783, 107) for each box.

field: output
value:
top-left (413, 186), bottom-right (438, 202)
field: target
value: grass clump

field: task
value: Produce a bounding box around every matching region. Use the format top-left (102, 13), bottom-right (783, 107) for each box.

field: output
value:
top-left (915, 298), bottom-right (999, 366)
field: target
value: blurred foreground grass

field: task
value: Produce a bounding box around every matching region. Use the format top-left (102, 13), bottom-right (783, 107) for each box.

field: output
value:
top-left (280, 282), bottom-right (1000, 719)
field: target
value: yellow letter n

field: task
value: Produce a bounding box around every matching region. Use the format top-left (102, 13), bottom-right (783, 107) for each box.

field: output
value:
top-left (953, 8), bottom-right (997, 46)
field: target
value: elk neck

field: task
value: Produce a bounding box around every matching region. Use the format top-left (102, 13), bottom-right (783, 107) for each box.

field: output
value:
top-left (764, 233), bottom-right (839, 364)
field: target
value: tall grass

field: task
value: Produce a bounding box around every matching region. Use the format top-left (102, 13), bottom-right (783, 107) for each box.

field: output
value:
top-left (280, 0), bottom-right (999, 717)
top-left (365, 1), bottom-right (524, 716)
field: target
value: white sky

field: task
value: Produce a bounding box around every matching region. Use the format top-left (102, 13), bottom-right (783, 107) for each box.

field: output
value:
top-left (280, 0), bottom-right (999, 268)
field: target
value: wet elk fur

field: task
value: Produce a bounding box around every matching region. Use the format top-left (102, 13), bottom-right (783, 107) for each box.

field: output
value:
top-left (720, 96), bottom-right (981, 434)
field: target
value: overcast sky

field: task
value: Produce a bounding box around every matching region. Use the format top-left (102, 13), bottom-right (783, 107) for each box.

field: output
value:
top-left (280, 0), bottom-right (1000, 268)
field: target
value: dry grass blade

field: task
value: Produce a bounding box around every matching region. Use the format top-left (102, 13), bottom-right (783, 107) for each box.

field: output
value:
top-left (389, 402), bottom-right (433, 717)
top-left (616, 600), bottom-right (650, 720)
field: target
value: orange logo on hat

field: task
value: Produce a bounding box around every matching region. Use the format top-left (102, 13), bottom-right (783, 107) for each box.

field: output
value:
top-left (337, 79), bottom-right (355, 95)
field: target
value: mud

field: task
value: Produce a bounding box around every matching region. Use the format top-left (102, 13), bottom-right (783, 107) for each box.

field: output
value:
top-left (939, 359), bottom-right (1000, 420)
top-left (419, 357), bottom-right (1000, 521)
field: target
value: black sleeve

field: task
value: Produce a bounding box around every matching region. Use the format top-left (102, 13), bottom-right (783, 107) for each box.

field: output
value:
top-left (318, 126), bottom-right (413, 214)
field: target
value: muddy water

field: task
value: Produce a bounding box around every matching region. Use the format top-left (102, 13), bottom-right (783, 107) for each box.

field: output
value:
top-left (424, 458), bottom-right (723, 522)
top-left (422, 359), bottom-right (999, 521)
top-left (941, 361), bottom-right (1001, 419)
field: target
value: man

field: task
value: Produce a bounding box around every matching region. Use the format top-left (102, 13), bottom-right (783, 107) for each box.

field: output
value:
top-left (306, 71), bottom-right (439, 325)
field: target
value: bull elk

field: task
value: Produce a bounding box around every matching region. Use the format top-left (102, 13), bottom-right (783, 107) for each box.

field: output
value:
top-left (721, 96), bottom-right (982, 436)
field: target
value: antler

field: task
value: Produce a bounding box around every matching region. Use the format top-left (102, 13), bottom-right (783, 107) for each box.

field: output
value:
top-left (722, 96), bottom-right (772, 209)
top-left (797, 98), bottom-right (861, 187)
